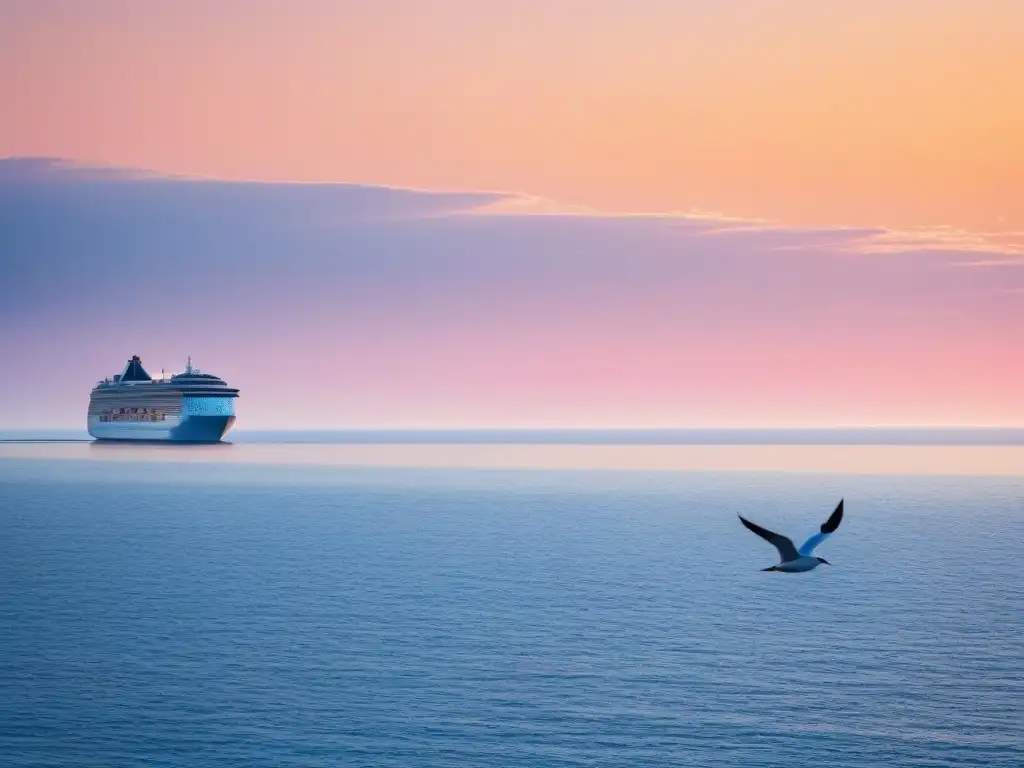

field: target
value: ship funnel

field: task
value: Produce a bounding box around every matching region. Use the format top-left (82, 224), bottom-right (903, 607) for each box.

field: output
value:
top-left (120, 355), bottom-right (153, 382)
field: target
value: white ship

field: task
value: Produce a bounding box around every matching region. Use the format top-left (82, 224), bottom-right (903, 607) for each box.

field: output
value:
top-left (87, 356), bottom-right (239, 442)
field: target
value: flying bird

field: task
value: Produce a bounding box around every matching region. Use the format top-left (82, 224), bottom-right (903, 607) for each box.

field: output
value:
top-left (738, 499), bottom-right (844, 572)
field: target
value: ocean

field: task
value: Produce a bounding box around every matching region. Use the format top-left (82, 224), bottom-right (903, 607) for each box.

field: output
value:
top-left (1, 432), bottom-right (1022, 767)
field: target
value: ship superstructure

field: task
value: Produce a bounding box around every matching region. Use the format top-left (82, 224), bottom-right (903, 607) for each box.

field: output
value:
top-left (87, 356), bottom-right (239, 442)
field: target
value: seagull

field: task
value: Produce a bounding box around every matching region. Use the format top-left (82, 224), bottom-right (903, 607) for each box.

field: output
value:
top-left (738, 499), bottom-right (844, 572)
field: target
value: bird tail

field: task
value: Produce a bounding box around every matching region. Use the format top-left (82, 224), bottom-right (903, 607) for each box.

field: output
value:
top-left (761, 566), bottom-right (779, 572)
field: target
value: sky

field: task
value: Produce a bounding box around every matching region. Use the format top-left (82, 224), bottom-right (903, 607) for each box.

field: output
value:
top-left (1, 0), bottom-right (1021, 428)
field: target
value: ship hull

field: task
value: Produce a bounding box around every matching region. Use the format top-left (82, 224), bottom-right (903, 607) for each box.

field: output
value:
top-left (87, 414), bottom-right (236, 443)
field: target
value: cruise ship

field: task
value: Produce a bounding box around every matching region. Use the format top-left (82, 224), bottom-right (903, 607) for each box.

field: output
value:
top-left (87, 356), bottom-right (239, 442)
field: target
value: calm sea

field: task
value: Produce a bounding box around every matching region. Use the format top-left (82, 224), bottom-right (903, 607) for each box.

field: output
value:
top-left (1, 431), bottom-right (1022, 767)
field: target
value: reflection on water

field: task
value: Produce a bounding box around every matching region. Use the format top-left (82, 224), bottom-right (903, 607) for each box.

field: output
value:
top-left (0, 439), bottom-right (1021, 476)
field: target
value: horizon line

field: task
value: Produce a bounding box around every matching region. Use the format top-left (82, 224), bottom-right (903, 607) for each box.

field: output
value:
top-left (241, 426), bottom-right (1024, 434)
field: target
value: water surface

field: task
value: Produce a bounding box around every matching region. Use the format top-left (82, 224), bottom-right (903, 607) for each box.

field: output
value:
top-left (1, 435), bottom-right (1021, 766)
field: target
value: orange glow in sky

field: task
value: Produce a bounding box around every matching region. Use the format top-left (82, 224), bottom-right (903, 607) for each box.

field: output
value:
top-left (3, 0), bottom-right (1022, 231)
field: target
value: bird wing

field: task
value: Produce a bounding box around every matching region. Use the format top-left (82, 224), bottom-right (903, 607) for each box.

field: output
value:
top-left (738, 515), bottom-right (799, 562)
top-left (798, 499), bottom-right (844, 555)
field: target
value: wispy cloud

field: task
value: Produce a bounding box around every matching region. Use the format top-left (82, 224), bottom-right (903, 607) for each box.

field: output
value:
top-left (461, 193), bottom-right (596, 217)
top-left (0, 155), bottom-right (179, 182)
top-left (953, 258), bottom-right (1024, 268)
top-left (8, 157), bottom-right (1018, 260)
top-left (466, 198), bottom-right (772, 225)
top-left (459, 186), bottom-right (1023, 263)
top-left (848, 226), bottom-right (1024, 257)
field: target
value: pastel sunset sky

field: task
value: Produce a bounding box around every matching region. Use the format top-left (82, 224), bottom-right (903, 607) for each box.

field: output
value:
top-left (1, 0), bottom-right (1021, 428)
